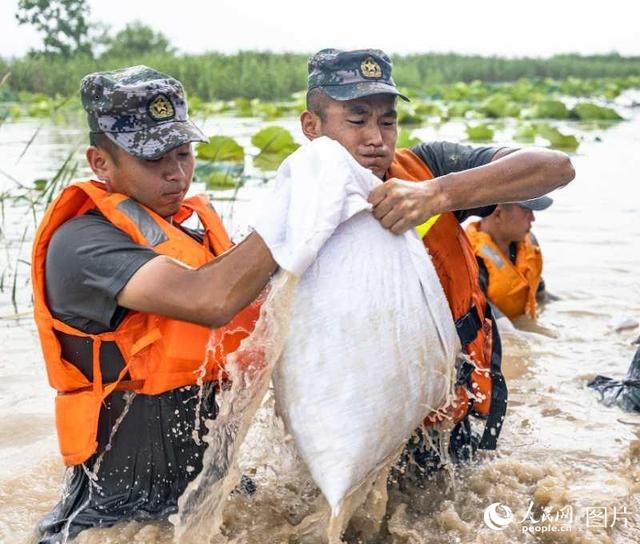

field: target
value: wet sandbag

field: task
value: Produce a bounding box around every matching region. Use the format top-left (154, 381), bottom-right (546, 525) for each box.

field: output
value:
top-left (588, 346), bottom-right (640, 411)
top-left (255, 137), bottom-right (460, 513)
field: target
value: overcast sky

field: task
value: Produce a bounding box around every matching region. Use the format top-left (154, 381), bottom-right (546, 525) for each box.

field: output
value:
top-left (2, 0), bottom-right (640, 59)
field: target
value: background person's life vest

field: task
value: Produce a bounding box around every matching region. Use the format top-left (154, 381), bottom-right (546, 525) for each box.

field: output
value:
top-left (466, 221), bottom-right (543, 319)
top-left (387, 150), bottom-right (508, 450)
top-left (32, 180), bottom-right (261, 465)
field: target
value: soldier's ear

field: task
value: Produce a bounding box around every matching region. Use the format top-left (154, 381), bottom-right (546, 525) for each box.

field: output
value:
top-left (300, 110), bottom-right (322, 140)
top-left (86, 146), bottom-right (113, 183)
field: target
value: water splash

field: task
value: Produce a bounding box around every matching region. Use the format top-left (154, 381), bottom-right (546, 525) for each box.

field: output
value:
top-left (172, 272), bottom-right (298, 543)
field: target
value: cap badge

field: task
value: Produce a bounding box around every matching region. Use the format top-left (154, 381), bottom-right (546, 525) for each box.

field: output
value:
top-left (147, 94), bottom-right (175, 121)
top-left (360, 57), bottom-right (382, 79)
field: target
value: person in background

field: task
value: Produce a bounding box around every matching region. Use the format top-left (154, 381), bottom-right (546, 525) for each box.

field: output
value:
top-left (465, 196), bottom-right (556, 321)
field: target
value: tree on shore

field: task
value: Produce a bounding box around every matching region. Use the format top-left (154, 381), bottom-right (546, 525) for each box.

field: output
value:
top-left (15, 0), bottom-right (97, 57)
top-left (102, 22), bottom-right (174, 58)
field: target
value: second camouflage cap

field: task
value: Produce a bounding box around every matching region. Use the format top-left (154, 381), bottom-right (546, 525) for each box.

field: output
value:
top-left (80, 65), bottom-right (206, 160)
top-left (308, 49), bottom-right (409, 102)
top-left (516, 195), bottom-right (553, 211)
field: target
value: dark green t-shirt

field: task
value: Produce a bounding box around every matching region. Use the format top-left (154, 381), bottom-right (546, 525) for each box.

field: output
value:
top-left (411, 141), bottom-right (503, 221)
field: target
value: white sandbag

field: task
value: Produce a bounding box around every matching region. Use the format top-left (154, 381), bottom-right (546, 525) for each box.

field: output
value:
top-left (255, 137), bottom-right (460, 512)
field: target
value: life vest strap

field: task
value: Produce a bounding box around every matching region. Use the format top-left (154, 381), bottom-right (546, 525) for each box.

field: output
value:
top-left (61, 379), bottom-right (145, 395)
top-left (454, 304), bottom-right (483, 346)
top-left (477, 304), bottom-right (508, 450)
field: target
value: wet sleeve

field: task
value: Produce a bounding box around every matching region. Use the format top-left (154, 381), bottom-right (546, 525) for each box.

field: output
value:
top-left (45, 212), bottom-right (159, 330)
top-left (411, 141), bottom-right (509, 221)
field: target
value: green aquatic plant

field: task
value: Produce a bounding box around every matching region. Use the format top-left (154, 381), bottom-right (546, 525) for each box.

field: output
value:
top-left (197, 136), bottom-right (245, 162)
top-left (412, 101), bottom-right (444, 119)
top-left (513, 123), bottom-right (537, 143)
top-left (233, 98), bottom-right (254, 117)
top-left (570, 102), bottom-right (623, 121)
top-left (251, 126), bottom-right (299, 171)
top-left (396, 128), bottom-right (420, 148)
top-left (195, 136), bottom-right (245, 189)
top-left (465, 124), bottom-right (494, 142)
top-left (202, 169), bottom-right (243, 190)
top-left (521, 100), bottom-right (570, 120)
top-left (536, 124), bottom-right (579, 151)
top-left (479, 94), bottom-right (521, 118)
top-left (446, 102), bottom-right (474, 119)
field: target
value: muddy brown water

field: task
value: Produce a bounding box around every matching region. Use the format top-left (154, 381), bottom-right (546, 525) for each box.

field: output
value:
top-left (1, 98), bottom-right (640, 543)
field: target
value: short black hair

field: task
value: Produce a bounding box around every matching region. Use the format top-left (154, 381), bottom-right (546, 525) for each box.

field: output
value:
top-left (89, 132), bottom-right (121, 164)
top-left (306, 88), bottom-right (331, 121)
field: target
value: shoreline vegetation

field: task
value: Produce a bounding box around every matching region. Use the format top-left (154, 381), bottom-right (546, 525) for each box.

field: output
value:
top-left (1, 52), bottom-right (640, 100)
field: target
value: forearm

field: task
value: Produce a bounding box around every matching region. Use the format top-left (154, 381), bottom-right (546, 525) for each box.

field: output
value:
top-left (118, 232), bottom-right (278, 328)
top-left (369, 147), bottom-right (575, 234)
top-left (195, 232), bottom-right (277, 326)
top-left (433, 148), bottom-right (575, 214)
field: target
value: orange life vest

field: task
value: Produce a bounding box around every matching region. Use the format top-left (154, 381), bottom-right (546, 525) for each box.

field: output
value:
top-left (465, 221), bottom-right (543, 319)
top-left (32, 180), bottom-right (261, 465)
top-left (387, 149), bottom-right (507, 449)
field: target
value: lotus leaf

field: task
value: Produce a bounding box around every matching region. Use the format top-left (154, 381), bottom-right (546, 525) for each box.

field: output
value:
top-left (252, 126), bottom-right (300, 171)
top-left (513, 123), bottom-right (536, 143)
top-left (203, 170), bottom-right (242, 190)
top-left (465, 124), bottom-right (494, 142)
top-left (571, 102), bottom-right (622, 121)
top-left (522, 100), bottom-right (569, 119)
top-left (197, 136), bottom-right (245, 162)
top-left (536, 124), bottom-right (579, 151)
top-left (397, 128), bottom-right (420, 148)
top-left (480, 95), bottom-right (520, 118)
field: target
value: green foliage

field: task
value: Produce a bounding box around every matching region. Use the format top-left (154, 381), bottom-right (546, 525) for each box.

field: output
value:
top-left (397, 103), bottom-right (424, 126)
top-left (102, 21), bottom-right (173, 58)
top-left (396, 128), bottom-right (420, 148)
top-left (197, 136), bottom-right (244, 162)
top-left (478, 94), bottom-right (521, 118)
top-left (465, 124), bottom-right (494, 142)
top-left (33, 178), bottom-right (47, 191)
top-left (413, 101), bottom-right (444, 117)
top-left (570, 102), bottom-right (623, 121)
top-left (522, 100), bottom-right (570, 119)
top-left (203, 170), bottom-right (242, 190)
top-left (513, 123), bottom-right (537, 142)
top-left (536, 124), bottom-right (579, 151)
top-left (195, 136), bottom-right (244, 189)
top-left (194, 160), bottom-right (244, 190)
top-left (446, 102), bottom-right (474, 118)
top-left (251, 126), bottom-right (299, 171)
top-left (3, 51), bottom-right (640, 101)
top-left (16, 0), bottom-right (94, 57)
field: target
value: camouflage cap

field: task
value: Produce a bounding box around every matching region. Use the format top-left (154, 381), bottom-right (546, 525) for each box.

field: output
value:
top-left (80, 65), bottom-right (206, 160)
top-left (516, 195), bottom-right (553, 211)
top-left (307, 48), bottom-right (409, 102)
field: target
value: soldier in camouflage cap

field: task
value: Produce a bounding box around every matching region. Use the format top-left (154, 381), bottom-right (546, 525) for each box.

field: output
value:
top-left (307, 48), bottom-right (408, 102)
top-left (34, 65), bottom-right (278, 542)
top-left (81, 65), bottom-right (206, 160)
top-left (300, 47), bottom-right (574, 491)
